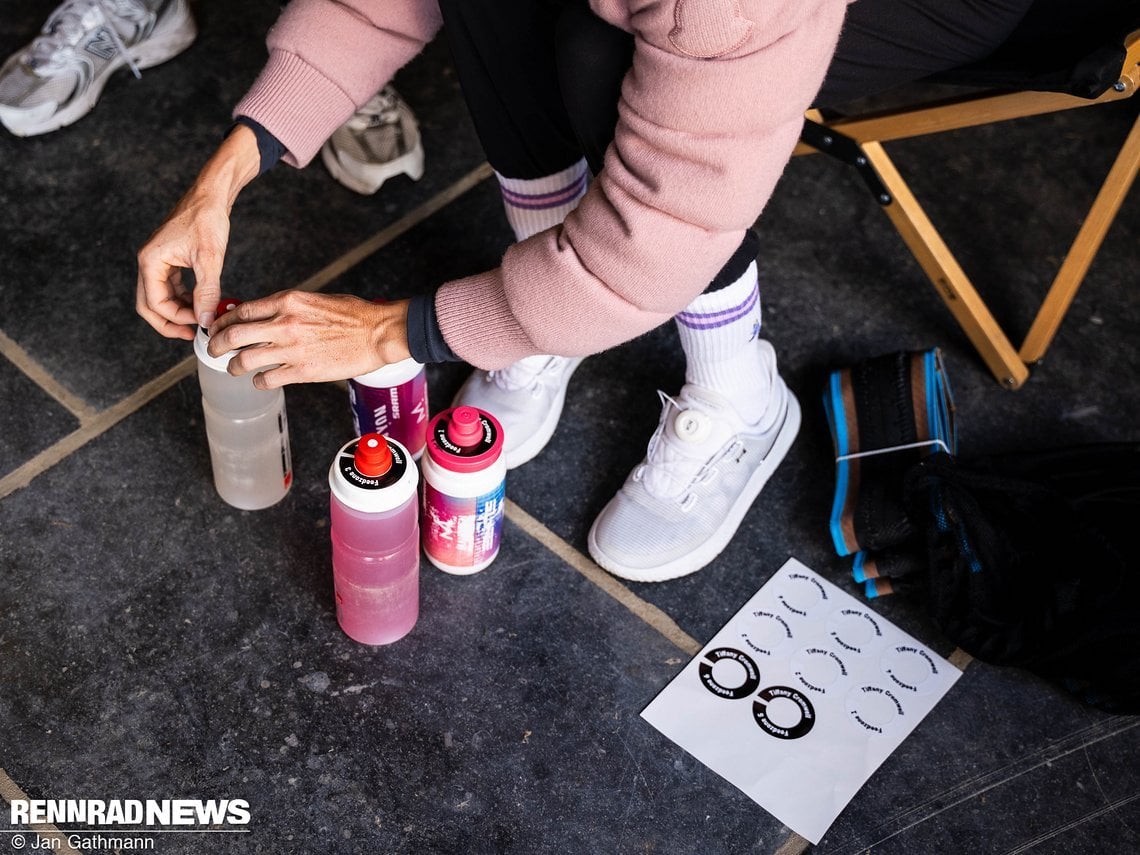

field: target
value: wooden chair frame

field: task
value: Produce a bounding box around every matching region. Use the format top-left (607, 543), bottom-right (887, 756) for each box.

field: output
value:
top-left (795, 32), bottom-right (1140, 388)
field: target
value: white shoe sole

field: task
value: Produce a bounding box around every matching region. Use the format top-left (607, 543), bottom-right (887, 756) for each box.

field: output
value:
top-left (321, 138), bottom-right (425, 195)
top-left (0, 5), bottom-right (197, 137)
top-left (588, 390), bottom-right (802, 583)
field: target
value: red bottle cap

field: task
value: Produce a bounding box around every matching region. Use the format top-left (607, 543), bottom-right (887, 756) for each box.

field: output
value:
top-left (446, 406), bottom-right (484, 449)
top-left (217, 298), bottom-right (241, 317)
top-left (354, 433), bottom-right (393, 477)
top-left (425, 407), bottom-right (504, 473)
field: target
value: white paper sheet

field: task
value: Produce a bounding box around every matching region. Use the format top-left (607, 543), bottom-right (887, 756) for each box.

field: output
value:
top-left (641, 557), bottom-right (961, 844)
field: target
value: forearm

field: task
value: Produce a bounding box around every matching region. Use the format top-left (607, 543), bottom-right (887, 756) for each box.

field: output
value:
top-left (190, 123), bottom-right (261, 212)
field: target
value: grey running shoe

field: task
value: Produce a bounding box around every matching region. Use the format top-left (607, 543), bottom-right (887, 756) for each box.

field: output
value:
top-left (321, 86), bottom-right (425, 195)
top-left (0, 0), bottom-right (197, 137)
top-left (452, 355), bottom-right (584, 469)
top-left (588, 375), bottom-right (800, 583)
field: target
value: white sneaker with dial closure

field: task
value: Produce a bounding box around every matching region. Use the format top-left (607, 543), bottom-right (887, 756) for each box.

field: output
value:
top-left (588, 375), bottom-right (800, 582)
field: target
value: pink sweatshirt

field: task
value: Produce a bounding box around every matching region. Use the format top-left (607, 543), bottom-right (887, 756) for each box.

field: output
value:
top-left (235, 0), bottom-right (852, 369)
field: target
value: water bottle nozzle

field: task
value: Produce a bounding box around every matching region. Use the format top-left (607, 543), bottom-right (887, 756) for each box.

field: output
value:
top-left (354, 433), bottom-right (393, 477)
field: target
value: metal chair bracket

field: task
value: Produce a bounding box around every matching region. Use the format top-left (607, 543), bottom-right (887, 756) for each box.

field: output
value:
top-left (801, 118), bottom-right (893, 206)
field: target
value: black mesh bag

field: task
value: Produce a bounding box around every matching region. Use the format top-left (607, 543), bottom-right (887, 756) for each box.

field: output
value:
top-left (903, 443), bottom-right (1140, 713)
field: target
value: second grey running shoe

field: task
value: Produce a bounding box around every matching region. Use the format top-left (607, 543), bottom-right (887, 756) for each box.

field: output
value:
top-left (321, 86), bottom-right (426, 195)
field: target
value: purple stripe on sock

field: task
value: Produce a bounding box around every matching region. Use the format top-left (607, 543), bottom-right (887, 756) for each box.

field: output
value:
top-left (675, 288), bottom-right (759, 330)
top-left (500, 173), bottom-right (587, 210)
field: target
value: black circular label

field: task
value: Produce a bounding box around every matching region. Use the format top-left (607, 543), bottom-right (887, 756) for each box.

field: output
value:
top-left (338, 438), bottom-right (408, 490)
top-left (752, 686), bottom-right (816, 739)
top-left (698, 648), bottom-right (761, 700)
top-left (432, 413), bottom-right (499, 457)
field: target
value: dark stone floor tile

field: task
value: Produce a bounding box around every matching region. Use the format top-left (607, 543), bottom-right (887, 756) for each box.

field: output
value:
top-left (816, 662), bottom-right (1140, 854)
top-left (0, 1), bottom-right (485, 410)
top-left (0, 356), bottom-right (78, 479)
top-left (0, 379), bottom-right (796, 854)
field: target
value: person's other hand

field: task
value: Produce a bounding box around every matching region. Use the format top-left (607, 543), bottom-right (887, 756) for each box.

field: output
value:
top-left (136, 125), bottom-right (260, 340)
top-left (207, 292), bottom-right (412, 389)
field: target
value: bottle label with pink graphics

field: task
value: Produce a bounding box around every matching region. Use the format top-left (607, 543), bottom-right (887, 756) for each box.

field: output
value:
top-left (348, 369), bottom-right (428, 457)
top-left (422, 406), bottom-right (507, 574)
top-left (422, 481), bottom-right (505, 568)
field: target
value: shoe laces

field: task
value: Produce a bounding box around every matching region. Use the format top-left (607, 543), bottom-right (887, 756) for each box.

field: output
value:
top-left (346, 86), bottom-right (405, 131)
top-left (30, 0), bottom-right (148, 78)
top-left (635, 390), bottom-right (740, 506)
top-left (487, 355), bottom-right (568, 397)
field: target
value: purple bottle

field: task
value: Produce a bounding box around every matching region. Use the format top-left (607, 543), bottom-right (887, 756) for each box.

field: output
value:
top-left (328, 432), bottom-right (420, 645)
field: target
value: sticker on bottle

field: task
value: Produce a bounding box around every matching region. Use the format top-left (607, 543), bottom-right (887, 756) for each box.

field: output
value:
top-left (423, 482), bottom-right (505, 568)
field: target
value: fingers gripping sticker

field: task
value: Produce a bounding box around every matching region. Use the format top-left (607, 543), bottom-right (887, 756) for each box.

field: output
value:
top-left (669, 0), bottom-right (755, 58)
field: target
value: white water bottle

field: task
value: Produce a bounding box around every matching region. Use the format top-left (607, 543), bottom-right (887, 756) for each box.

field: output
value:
top-left (194, 298), bottom-right (293, 510)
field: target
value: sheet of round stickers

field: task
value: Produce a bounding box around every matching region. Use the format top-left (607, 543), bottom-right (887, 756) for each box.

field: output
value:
top-left (641, 557), bottom-right (962, 845)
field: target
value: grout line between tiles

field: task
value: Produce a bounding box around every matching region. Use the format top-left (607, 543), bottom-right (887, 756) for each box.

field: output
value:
top-left (0, 163), bottom-right (494, 501)
top-left (0, 328), bottom-right (96, 423)
top-left (292, 162), bottom-right (493, 294)
top-left (505, 500), bottom-right (702, 656)
top-left (505, 503), bottom-right (976, 855)
top-left (0, 358), bottom-right (195, 500)
top-left (773, 832), bottom-right (812, 855)
top-left (0, 767), bottom-right (81, 854)
top-left (948, 648), bottom-right (973, 670)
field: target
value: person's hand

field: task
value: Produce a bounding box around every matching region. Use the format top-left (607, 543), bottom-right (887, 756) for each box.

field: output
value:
top-left (136, 124), bottom-right (261, 340)
top-left (207, 292), bottom-right (412, 389)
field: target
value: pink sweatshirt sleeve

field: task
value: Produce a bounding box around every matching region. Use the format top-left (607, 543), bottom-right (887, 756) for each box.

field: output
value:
top-left (437, 0), bottom-right (851, 369)
top-left (233, 0), bottom-right (443, 167)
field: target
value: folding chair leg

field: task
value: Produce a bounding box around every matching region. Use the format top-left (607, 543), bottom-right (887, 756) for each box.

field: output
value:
top-left (1019, 111), bottom-right (1140, 364)
top-left (860, 142), bottom-right (1030, 388)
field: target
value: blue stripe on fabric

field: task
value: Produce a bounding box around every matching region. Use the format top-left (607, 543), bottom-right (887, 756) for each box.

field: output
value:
top-left (852, 551), bottom-right (868, 583)
top-left (825, 371), bottom-right (851, 555)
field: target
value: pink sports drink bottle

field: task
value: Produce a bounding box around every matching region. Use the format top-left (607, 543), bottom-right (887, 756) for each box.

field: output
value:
top-left (328, 432), bottom-right (420, 645)
top-left (420, 406), bottom-right (506, 574)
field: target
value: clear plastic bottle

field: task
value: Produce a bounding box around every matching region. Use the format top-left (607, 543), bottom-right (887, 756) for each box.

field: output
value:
top-left (194, 298), bottom-right (293, 510)
top-left (348, 357), bottom-right (429, 459)
top-left (329, 433), bottom-right (420, 645)
top-left (420, 406), bottom-right (506, 574)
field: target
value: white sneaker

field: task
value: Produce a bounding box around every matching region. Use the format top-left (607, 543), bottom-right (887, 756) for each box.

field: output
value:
top-left (453, 355), bottom-right (584, 469)
top-left (321, 86), bottom-right (425, 195)
top-left (588, 379), bottom-right (800, 582)
top-left (0, 0), bottom-right (196, 137)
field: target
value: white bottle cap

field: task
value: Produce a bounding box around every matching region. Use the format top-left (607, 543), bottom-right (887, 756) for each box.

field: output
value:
top-left (193, 298), bottom-right (243, 372)
top-left (329, 434), bottom-right (419, 513)
top-left (352, 357), bottom-right (425, 387)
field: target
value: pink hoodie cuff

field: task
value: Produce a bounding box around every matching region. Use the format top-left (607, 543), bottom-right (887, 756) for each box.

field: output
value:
top-left (233, 51), bottom-right (357, 168)
top-left (435, 271), bottom-right (538, 370)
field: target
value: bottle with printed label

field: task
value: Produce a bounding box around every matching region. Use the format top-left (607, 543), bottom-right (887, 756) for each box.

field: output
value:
top-left (329, 433), bottom-right (420, 645)
top-left (194, 298), bottom-right (293, 510)
top-left (348, 357), bottom-right (429, 459)
top-left (420, 406), bottom-right (506, 574)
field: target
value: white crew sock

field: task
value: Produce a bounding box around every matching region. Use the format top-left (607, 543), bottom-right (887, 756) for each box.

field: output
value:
top-left (675, 261), bottom-right (774, 425)
top-left (495, 159), bottom-right (589, 241)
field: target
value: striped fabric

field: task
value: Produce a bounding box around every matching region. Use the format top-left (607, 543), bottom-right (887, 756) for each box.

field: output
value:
top-left (496, 159), bottom-right (589, 241)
